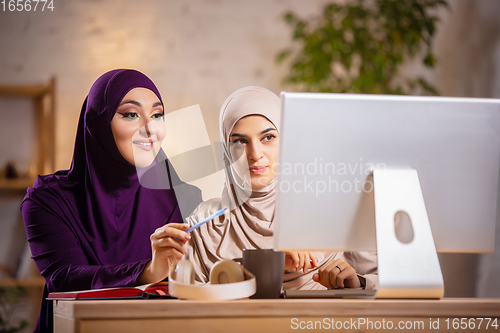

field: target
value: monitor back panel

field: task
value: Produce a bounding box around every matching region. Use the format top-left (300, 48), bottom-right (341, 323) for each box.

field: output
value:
top-left (274, 93), bottom-right (500, 253)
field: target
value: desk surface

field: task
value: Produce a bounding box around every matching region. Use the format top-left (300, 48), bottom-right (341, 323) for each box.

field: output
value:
top-left (54, 298), bottom-right (500, 333)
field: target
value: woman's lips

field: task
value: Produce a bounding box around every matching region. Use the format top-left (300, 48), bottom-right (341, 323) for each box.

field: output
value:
top-left (249, 166), bottom-right (267, 175)
top-left (133, 140), bottom-right (156, 151)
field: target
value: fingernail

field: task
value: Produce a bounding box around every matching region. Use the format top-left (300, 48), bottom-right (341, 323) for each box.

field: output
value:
top-left (184, 233), bottom-right (191, 240)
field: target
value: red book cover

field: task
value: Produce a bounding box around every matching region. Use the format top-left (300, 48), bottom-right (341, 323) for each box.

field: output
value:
top-left (47, 281), bottom-right (170, 300)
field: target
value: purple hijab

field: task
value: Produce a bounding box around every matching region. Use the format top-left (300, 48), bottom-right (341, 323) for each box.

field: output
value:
top-left (21, 69), bottom-right (201, 332)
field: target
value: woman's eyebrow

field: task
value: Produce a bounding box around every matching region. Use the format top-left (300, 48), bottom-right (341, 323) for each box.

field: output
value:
top-left (260, 128), bottom-right (277, 135)
top-left (119, 100), bottom-right (141, 107)
top-left (230, 128), bottom-right (277, 138)
top-left (118, 100), bottom-right (163, 108)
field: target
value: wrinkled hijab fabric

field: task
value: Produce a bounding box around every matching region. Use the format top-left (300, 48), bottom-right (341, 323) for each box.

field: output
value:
top-left (22, 69), bottom-right (201, 332)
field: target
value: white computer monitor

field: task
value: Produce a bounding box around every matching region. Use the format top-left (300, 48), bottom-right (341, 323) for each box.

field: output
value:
top-left (274, 92), bottom-right (500, 298)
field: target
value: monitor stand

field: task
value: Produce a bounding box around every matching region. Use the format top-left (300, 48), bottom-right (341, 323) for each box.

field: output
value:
top-left (372, 169), bottom-right (444, 299)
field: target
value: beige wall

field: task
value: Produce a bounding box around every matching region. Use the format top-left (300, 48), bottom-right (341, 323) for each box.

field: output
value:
top-left (0, 0), bottom-right (331, 171)
top-left (1, 0), bottom-right (500, 298)
top-left (1, 0), bottom-right (498, 170)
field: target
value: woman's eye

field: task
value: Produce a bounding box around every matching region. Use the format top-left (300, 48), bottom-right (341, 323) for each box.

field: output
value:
top-left (232, 139), bottom-right (247, 145)
top-left (151, 113), bottom-right (164, 120)
top-left (262, 134), bottom-right (276, 142)
top-left (119, 112), bottom-right (139, 120)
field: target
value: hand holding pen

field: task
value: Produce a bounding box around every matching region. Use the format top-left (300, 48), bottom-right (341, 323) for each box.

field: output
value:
top-left (139, 208), bottom-right (227, 285)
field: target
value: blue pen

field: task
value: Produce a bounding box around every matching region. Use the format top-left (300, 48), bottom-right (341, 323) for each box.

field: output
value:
top-left (185, 208), bottom-right (227, 233)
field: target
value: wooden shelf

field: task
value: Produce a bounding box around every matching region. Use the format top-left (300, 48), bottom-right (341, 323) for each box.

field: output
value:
top-left (0, 276), bottom-right (45, 288)
top-left (0, 84), bottom-right (50, 98)
top-left (0, 178), bottom-right (35, 191)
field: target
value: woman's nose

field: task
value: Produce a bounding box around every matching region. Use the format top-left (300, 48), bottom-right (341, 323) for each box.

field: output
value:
top-left (139, 121), bottom-right (156, 137)
top-left (248, 142), bottom-right (263, 161)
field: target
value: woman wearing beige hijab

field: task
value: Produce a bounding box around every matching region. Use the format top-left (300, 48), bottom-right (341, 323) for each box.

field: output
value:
top-left (152, 86), bottom-right (377, 290)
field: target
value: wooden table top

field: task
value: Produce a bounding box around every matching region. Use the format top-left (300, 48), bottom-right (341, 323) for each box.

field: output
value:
top-left (54, 298), bottom-right (500, 320)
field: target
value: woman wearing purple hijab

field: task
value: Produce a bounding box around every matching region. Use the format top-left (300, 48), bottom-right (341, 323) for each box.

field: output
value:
top-left (20, 69), bottom-right (201, 333)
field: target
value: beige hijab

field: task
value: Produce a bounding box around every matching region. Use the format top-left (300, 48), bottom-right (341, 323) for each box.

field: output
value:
top-left (218, 86), bottom-right (280, 229)
top-left (186, 86), bottom-right (378, 290)
top-left (186, 86), bottom-right (283, 281)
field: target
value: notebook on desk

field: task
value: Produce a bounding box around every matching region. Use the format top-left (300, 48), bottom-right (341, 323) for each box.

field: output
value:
top-left (284, 289), bottom-right (377, 299)
top-left (47, 281), bottom-right (172, 300)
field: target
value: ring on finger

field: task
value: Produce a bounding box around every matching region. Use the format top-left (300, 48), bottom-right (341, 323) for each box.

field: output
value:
top-left (335, 264), bottom-right (343, 273)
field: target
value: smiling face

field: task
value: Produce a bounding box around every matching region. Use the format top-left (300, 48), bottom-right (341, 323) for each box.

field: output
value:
top-left (111, 87), bottom-right (166, 168)
top-left (229, 115), bottom-right (279, 189)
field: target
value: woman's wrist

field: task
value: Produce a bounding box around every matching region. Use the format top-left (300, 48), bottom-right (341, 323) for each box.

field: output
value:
top-left (137, 261), bottom-right (154, 285)
top-left (139, 259), bottom-right (172, 285)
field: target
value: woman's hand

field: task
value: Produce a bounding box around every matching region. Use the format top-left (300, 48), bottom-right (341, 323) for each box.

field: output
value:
top-left (138, 223), bottom-right (191, 284)
top-left (312, 258), bottom-right (361, 289)
top-left (285, 252), bottom-right (318, 273)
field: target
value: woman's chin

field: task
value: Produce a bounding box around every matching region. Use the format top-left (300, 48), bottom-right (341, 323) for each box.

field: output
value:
top-left (132, 155), bottom-right (157, 169)
top-left (132, 148), bottom-right (160, 168)
top-left (251, 176), bottom-right (273, 189)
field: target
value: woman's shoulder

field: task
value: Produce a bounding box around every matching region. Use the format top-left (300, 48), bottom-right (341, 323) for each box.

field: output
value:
top-left (186, 198), bottom-right (223, 225)
top-left (29, 170), bottom-right (79, 190)
top-left (22, 172), bottom-right (82, 212)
